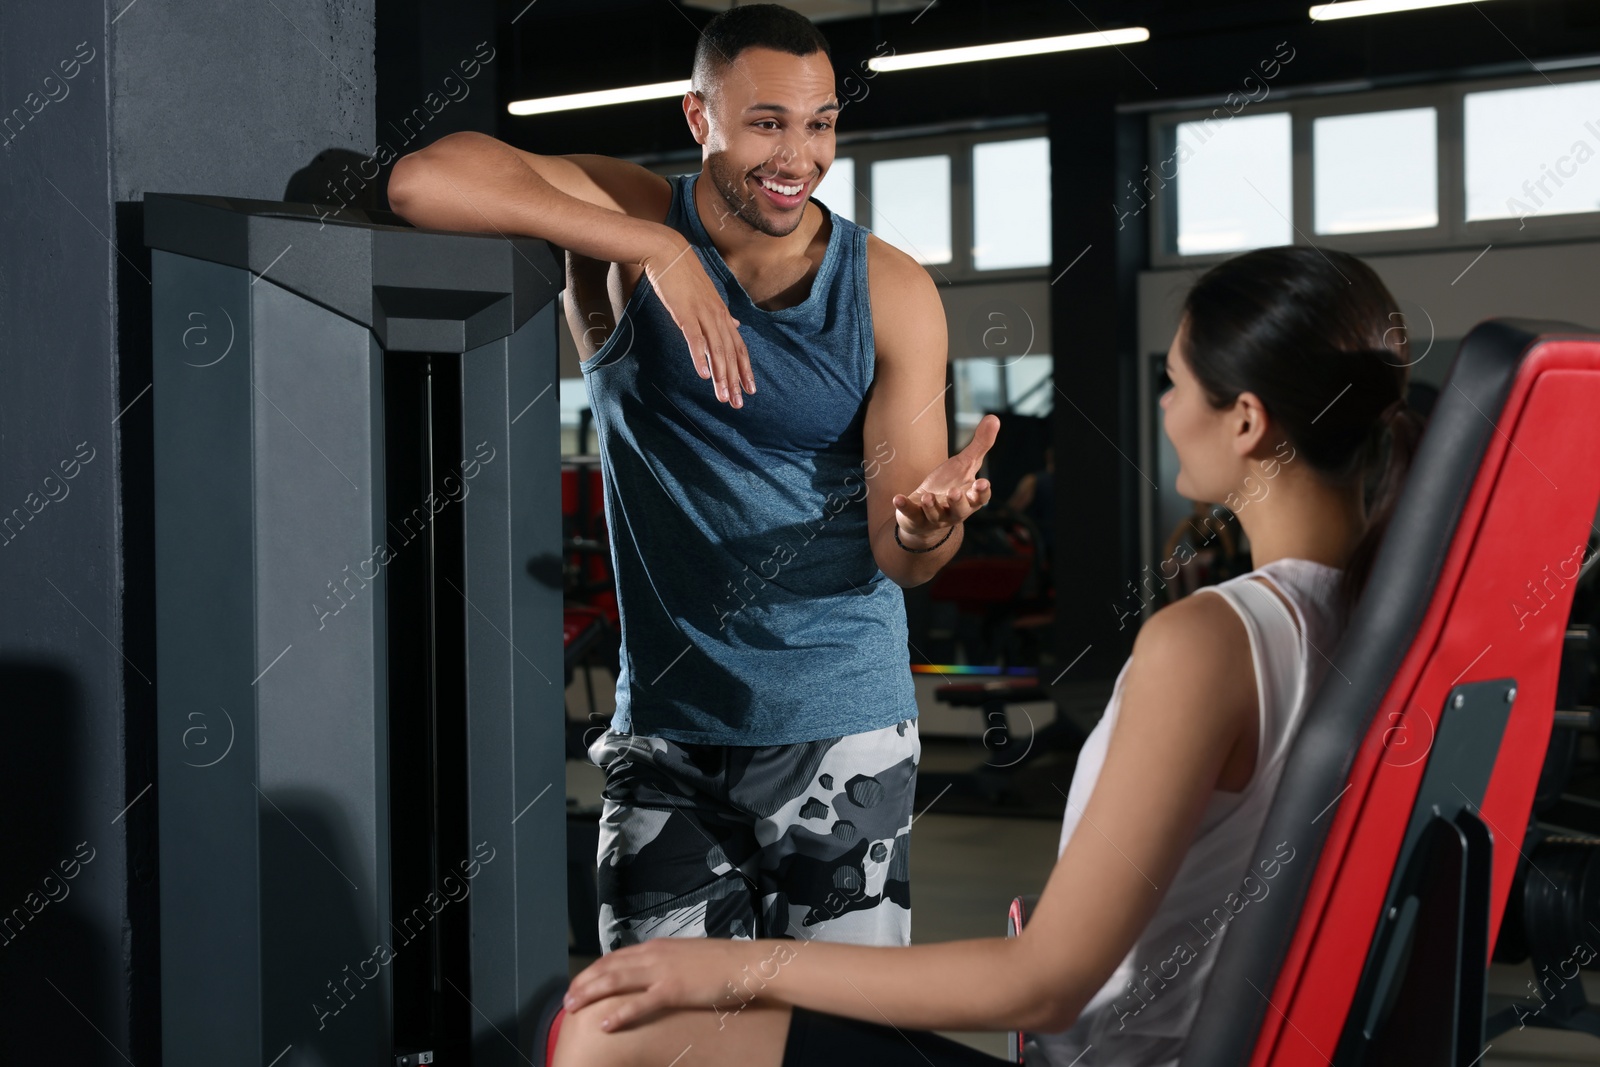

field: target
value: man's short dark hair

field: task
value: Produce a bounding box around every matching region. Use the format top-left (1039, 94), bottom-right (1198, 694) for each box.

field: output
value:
top-left (691, 3), bottom-right (832, 105)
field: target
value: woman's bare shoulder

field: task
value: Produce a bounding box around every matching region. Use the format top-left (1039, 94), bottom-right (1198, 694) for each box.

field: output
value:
top-left (1138, 586), bottom-right (1247, 652)
top-left (1125, 590), bottom-right (1257, 735)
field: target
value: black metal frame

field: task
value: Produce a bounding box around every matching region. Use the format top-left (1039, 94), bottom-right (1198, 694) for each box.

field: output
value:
top-left (1335, 679), bottom-right (1513, 1066)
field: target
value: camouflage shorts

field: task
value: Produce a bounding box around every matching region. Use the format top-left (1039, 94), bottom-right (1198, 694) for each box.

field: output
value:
top-left (587, 718), bottom-right (920, 953)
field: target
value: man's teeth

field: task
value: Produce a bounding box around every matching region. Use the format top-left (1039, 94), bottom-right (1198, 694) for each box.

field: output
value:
top-left (760, 178), bottom-right (803, 196)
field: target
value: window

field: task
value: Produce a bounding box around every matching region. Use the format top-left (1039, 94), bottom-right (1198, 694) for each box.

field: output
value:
top-left (1465, 79), bottom-right (1600, 223)
top-left (1314, 107), bottom-right (1438, 234)
top-left (972, 137), bottom-right (1052, 269)
top-left (951, 354), bottom-right (1052, 448)
top-left (871, 154), bottom-right (952, 264)
top-left (1174, 112), bottom-right (1292, 255)
top-left (812, 157), bottom-right (855, 221)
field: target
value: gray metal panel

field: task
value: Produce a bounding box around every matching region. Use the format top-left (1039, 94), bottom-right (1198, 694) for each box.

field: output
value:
top-left (372, 287), bottom-right (516, 354)
top-left (152, 193), bottom-right (565, 1065)
top-left (154, 251), bottom-right (264, 1065)
top-left (370, 229), bottom-right (533, 295)
top-left (459, 301), bottom-right (568, 1062)
top-left (250, 277), bottom-right (390, 1063)
top-left (369, 330), bottom-right (395, 1065)
top-left (143, 193), bottom-right (560, 342)
top-left (251, 214), bottom-right (377, 327)
top-left (507, 302), bottom-right (571, 1038)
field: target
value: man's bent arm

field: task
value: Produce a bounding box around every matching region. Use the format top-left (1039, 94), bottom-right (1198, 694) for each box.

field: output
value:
top-left (388, 131), bottom-right (680, 270)
top-left (861, 237), bottom-right (965, 588)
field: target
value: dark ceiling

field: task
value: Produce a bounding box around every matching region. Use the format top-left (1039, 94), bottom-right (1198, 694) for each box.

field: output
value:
top-left (492, 0), bottom-right (1600, 159)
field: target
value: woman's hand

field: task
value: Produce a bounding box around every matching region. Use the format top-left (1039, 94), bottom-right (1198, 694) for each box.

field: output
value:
top-left (564, 937), bottom-right (761, 1032)
top-left (640, 231), bottom-right (754, 408)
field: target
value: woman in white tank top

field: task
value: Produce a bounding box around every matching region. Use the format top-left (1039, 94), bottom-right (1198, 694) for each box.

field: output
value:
top-left (552, 246), bottom-right (1429, 1067)
top-left (1030, 557), bottom-right (1347, 1067)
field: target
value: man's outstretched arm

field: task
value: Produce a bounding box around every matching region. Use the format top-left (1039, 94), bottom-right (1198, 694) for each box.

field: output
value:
top-left (861, 235), bottom-right (998, 588)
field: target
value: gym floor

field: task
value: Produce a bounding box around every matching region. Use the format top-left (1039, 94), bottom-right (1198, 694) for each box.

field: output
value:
top-left (566, 670), bottom-right (1600, 1062)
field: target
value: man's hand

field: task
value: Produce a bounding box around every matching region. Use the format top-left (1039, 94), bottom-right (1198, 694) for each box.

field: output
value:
top-left (562, 937), bottom-right (752, 1032)
top-left (893, 413), bottom-right (1000, 548)
top-left (642, 232), bottom-right (754, 408)
top-left (389, 135), bottom-right (752, 408)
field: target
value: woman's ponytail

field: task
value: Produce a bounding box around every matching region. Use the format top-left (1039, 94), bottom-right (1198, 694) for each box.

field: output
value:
top-left (1337, 403), bottom-right (1425, 622)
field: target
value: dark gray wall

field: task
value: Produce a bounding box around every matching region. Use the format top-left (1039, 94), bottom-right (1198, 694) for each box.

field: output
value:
top-left (378, 0), bottom-right (498, 162)
top-left (0, 2), bottom-right (374, 1061)
top-left (0, 9), bottom-right (124, 1061)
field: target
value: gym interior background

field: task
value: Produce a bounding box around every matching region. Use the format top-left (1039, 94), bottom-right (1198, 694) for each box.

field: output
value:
top-left (6, 0), bottom-right (1600, 1063)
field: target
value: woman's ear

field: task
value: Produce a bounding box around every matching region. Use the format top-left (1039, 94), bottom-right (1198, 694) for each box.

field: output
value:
top-left (1231, 391), bottom-right (1271, 457)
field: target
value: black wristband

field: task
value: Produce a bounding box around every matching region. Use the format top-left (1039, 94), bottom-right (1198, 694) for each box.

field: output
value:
top-left (894, 522), bottom-right (955, 553)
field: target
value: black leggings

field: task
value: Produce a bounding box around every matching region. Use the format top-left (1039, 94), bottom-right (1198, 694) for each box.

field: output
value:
top-left (781, 1006), bottom-right (1014, 1066)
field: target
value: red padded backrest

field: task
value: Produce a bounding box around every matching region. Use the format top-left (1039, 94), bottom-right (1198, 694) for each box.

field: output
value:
top-left (1271, 336), bottom-right (1600, 1062)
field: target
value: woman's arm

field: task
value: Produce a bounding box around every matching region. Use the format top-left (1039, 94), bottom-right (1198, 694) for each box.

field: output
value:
top-left (565, 590), bottom-right (1257, 1035)
top-left (564, 931), bottom-right (1036, 1032)
top-left (1013, 589), bottom-right (1257, 1027)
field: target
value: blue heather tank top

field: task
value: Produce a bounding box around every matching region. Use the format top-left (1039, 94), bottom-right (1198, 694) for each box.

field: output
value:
top-left (580, 171), bottom-right (918, 746)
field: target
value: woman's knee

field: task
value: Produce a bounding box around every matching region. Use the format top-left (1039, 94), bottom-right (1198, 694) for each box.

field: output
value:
top-left (551, 1002), bottom-right (643, 1067)
top-left (551, 999), bottom-right (794, 1067)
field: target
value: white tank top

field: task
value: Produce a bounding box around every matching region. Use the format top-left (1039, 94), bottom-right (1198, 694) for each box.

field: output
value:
top-left (1030, 558), bottom-right (1346, 1067)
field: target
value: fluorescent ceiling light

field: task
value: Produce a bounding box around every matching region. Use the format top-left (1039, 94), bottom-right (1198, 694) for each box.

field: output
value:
top-left (509, 79), bottom-right (691, 116)
top-left (1310, 0), bottom-right (1481, 20)
top-left (507, 26), bottom-right (1151, 113)
top-left (867, 27), bottom-right (1149, 73)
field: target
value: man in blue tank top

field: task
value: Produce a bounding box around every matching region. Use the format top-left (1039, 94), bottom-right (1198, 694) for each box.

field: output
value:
top-left (387, 4), bottom-right (1000, 952)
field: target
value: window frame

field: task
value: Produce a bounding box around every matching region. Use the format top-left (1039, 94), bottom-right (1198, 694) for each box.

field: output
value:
top-left (1148, 67), bottom-right (1600, 269)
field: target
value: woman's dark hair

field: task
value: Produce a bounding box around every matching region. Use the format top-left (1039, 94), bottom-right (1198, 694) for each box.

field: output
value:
top-left (692, 4), bottom-right (832, 105)
top-left (1180, 245), bottom-right (1425, 622)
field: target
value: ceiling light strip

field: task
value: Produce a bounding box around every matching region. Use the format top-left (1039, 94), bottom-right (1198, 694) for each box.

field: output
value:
top-left (1309, 0), bottom-right (1480, 21)
top-left (507, 27), bottom-right (1151, 115)
top-left (509, 79), bottom-right (691, 116)
top-left (867, 27), bottom-right (1149, 73)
